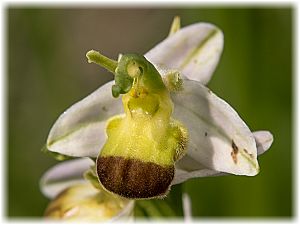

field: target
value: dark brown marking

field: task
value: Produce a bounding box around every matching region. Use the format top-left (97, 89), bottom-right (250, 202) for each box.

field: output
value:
top-left (231, 140), bottom-right (239, 164)
top-left (102, 106), bottom-right (108, 112)
top-left (244, 149), bottom-right (254, 158)
top-left (205, 132), bottom-right (208, 137)
top-left (96, 156), bottom-right (174, 199)
top-left (232, 140), bottom-right (238, 154)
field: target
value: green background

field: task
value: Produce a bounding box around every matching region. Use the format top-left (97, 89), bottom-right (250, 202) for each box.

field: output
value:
top-left (7, 7), bottom-right (293, 218)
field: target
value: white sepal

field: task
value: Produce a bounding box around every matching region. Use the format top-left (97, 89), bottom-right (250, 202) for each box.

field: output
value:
top-left (40, 158), bottom-right (94, 199)
top-left (172, 79), bottom-right (259, 176)
top-left (145, 23), bottom-right (223, 85)
top-left (47, 81), bottom-right (122, 157)
top-left (253, 131), bottom-right (274, 155)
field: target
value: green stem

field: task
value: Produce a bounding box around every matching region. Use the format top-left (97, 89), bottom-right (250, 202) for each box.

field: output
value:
top-left (86, 50), bottom-right (118, 73)
top-left (134, 184), bottom-right (184, 219)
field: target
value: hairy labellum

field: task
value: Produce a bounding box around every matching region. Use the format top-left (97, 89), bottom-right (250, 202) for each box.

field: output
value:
top-left (97, 156), bottom-right (174, 199)
top-left (95, 54), bottom-right (188, 199)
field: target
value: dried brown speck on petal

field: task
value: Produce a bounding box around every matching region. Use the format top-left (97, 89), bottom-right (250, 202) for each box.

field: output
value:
top-left (232, 140), bottom-right (238, 154)
top-left (231, 140), bottom-right (239, 164)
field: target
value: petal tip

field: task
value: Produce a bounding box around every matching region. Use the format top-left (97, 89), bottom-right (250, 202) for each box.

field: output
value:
top-left (253, 130), bottom-right (274, 155)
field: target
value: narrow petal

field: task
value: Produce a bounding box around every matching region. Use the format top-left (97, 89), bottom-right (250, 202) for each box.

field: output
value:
top-left (47, 81), bottom-right (123, 157)
top-left (173, 168), bottom-right (221, 185)
top-left (111, 201), bottom-right (135, 222)
top-left (173, 154), bottom-right (222, 184)
top-left (40, 158), bottom-right (94, 199)
top-left (145, 23), bottom-right (223, 85)
top-left (175, 155), bottom-right (206, 172)
top-left (172, 80), bottom-right (259, 176)
top-left (253, 131), bottom-right (274, 155)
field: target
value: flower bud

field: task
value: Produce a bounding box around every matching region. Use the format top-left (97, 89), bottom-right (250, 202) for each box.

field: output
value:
top-left (44, 183), bottom-right (134, 222)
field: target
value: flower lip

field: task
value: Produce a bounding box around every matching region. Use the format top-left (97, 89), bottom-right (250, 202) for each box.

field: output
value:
top-left (97, 156), bottom-right (174, 199)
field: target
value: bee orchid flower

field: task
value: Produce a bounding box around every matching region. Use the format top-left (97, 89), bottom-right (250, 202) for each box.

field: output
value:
top-left (44, 17), bottom-right (273, 200)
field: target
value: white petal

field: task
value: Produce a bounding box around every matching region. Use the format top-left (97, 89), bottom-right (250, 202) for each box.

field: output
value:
top-left (173, 168), bottom-right (222, 185)
top-left (173, 155), bottom-right (222, 184)
top-left (40, 158), bottom-right (94, 199)
top-left (145, 23), bottom-right (223, 85)
top-left (47, 81), bottom-right (123, 157)
top-left (110, 201), bottom-right (135, 222)
top-left (253, 131), bottom-right (274, 155)
top-left (172, 79), bottom-right (259, 176)
top-left (175, 155), bottom-right (206, 172)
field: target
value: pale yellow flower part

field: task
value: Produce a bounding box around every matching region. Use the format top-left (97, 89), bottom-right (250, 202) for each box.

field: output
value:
top-left (44, 182), bottom-right (134, 222)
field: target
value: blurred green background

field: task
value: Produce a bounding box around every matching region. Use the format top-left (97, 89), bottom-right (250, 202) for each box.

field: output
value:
top-left (7, 6), bottom-right (293, 218)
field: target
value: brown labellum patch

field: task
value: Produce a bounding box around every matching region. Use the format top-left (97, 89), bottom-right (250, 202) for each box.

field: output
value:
top-left (97, 156), bottom-right (174, 199)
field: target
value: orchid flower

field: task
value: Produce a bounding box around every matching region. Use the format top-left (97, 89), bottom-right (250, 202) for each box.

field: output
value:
top-left (43, 17), bottom-right (273, 201)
